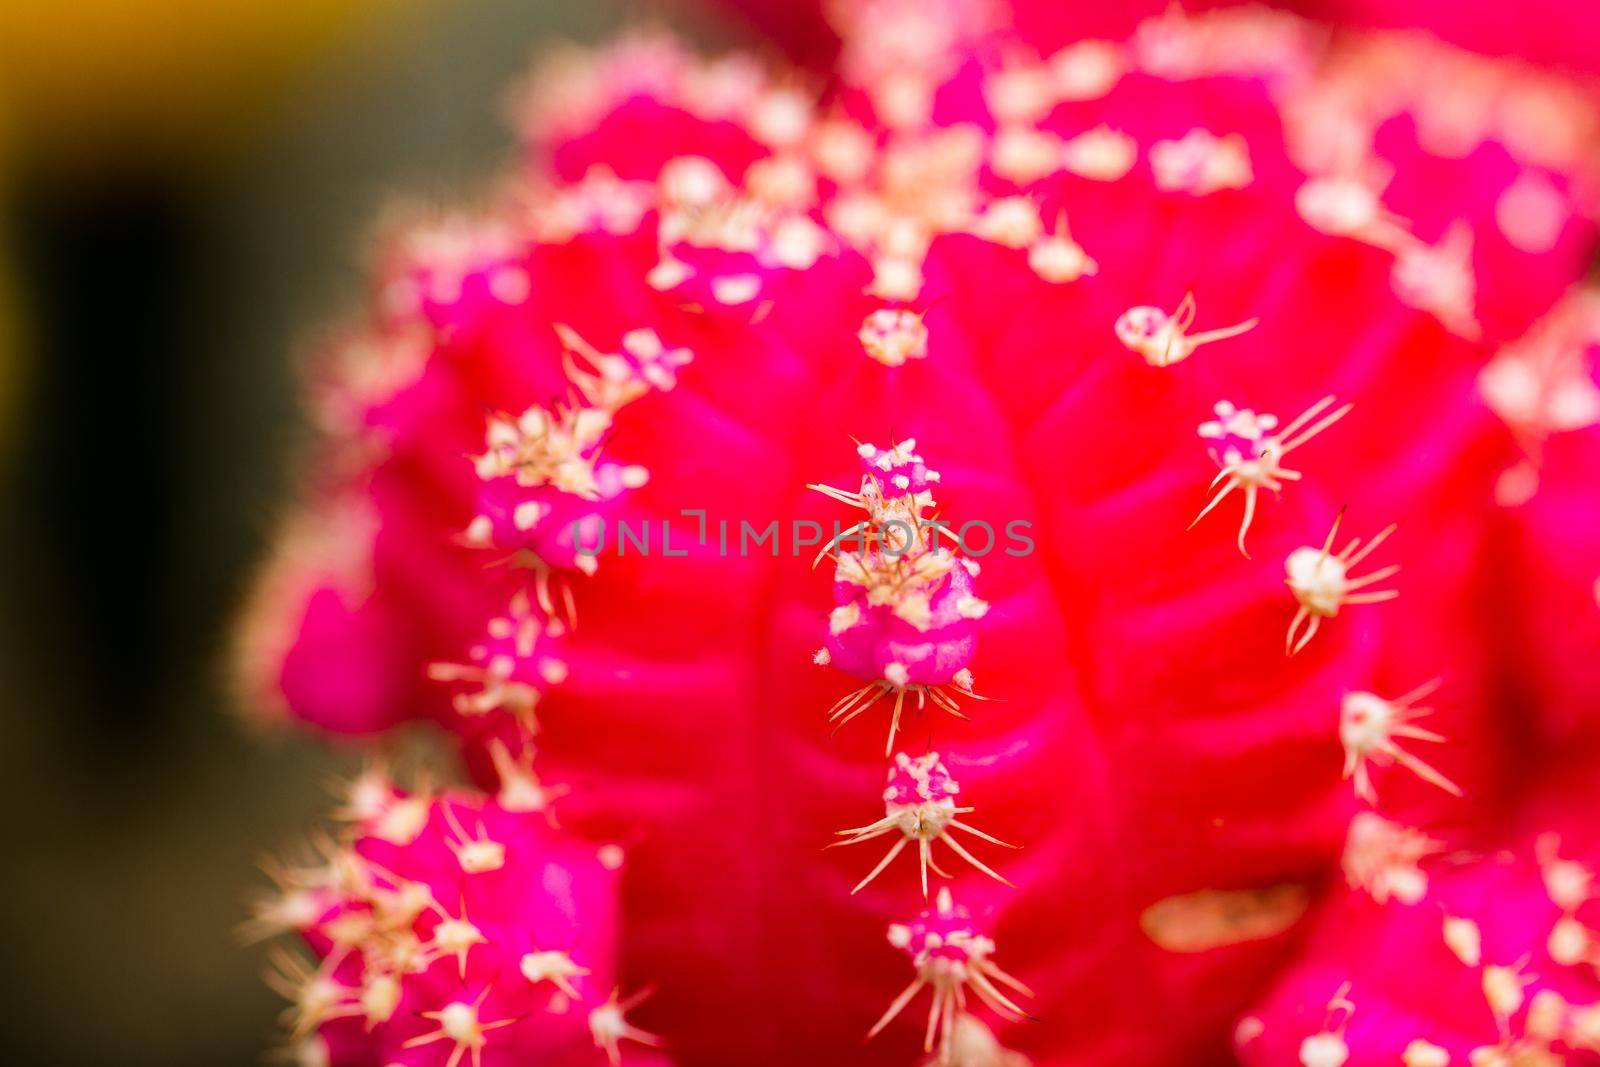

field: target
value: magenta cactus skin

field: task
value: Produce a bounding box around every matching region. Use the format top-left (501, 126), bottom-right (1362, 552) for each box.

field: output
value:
top-left (250, 779), bottom-right (665, 1067)
top-left (1239, 769), bottom-right (1600, 1064)
top-left (824, 548), bottom-right (982, 683)
top-left (884, 752), bottom-right (963, 810)
top-left (237, 2), bottom-right (1600, 1065)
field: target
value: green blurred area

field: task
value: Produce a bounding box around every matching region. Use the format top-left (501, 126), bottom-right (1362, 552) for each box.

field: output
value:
top-left (0, 2), bottom-right (650, 1063)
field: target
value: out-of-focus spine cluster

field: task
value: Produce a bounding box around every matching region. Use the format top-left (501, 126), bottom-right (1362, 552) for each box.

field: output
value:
top-left (247, 774), bottom-right (660, 1067)
top-left (246, 233), bottom-right (691, 1066)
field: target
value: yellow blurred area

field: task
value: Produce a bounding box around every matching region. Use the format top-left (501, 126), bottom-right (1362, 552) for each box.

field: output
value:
top-left (0, 0), bottom-right (423, 469)
top-left (0, 0), bottom-right (416, 170)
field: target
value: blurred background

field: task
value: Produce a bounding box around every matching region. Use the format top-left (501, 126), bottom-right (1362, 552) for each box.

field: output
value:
top-left (0, 2), bottom-right (682, 1063)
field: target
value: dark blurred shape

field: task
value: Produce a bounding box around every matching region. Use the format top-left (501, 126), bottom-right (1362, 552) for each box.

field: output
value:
top-left (0, 0), bottom-right (408, 176)
top-left (9, 184), bottom-right (193, 748)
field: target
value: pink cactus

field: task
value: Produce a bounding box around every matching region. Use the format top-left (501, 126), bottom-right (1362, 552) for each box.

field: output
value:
top-left (1238, 774), bottom-right (1600, 1064)
top-left (249, 775), bottom-right (663, 1067)
top-left (238, 2), bottom-right (1600, 1065)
